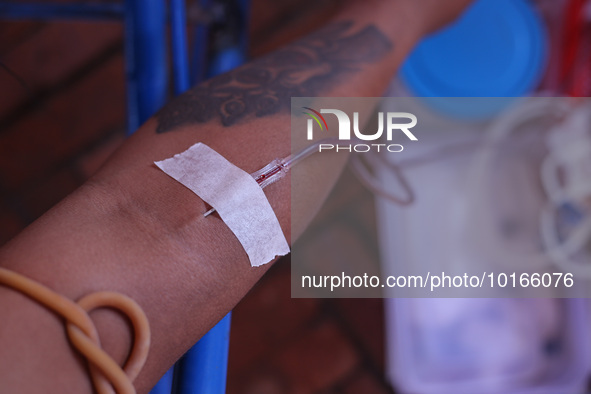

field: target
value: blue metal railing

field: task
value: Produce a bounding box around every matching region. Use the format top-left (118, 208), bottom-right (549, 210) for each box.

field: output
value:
top-left (171, 0), bottom-right (190, 96)
top-left (124, 0), bottom-right (168, 131)
top-left (175, 314), bottom-right (232, 393)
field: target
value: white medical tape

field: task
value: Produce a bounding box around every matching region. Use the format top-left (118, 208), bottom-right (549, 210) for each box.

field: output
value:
top-left (154, 142), bottom-right (290, 267)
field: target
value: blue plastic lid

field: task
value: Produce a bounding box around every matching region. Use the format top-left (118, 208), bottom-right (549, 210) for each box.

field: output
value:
top-left (400, 0), bottom-right (547, 101)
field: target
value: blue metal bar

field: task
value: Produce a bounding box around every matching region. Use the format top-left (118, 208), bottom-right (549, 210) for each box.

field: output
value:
top-left (124, 1), bottom-right (139, 134)
top-left (237, 0), bottom-right (250, 57)
top-left (0, 3), bottom-right (124, 20)
top-left (149, 366), bottom-right (175, 394)
top-left (205, 0), bottom-right (249, 78)
top-left (176, 313), bottom-right (232, 394)
top-left (124, 0), bottom-right (168, 133)
top-left (191, 0), bottom-right (212, 86)
top-left (171, 0), bottom-right (190, 95)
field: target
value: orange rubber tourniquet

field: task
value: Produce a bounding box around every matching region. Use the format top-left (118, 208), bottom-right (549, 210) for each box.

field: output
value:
top-left (0, 267), bottom-right (150, 394)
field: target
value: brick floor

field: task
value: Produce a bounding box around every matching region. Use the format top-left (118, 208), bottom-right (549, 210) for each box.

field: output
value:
top-left (0, 1), bottom-right (393, 393)
top-left (274, 318), bottom-right (359, 393)
top-left (0, 21), bottom-right (43, 55)
top-left (0, 53), bottom-right (125, 190)
top-left (0, 21), bottom-right (122, 120)
top-left (228, 257), bottom-right (321, 373)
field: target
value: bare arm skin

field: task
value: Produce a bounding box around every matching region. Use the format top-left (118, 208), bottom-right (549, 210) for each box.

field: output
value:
top-left (0, 1), bottom-right (471, 392)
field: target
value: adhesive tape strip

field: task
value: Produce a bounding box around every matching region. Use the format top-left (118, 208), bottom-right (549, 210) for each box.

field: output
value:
top-left (155, 142), bottom-right (290, 267)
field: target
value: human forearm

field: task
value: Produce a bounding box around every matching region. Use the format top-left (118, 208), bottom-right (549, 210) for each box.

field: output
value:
top-left (0, 1), bottom-right (471, 393)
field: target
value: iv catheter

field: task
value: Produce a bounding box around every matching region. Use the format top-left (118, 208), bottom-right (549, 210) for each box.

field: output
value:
top-left (203, 139), bottom-right (337, 217)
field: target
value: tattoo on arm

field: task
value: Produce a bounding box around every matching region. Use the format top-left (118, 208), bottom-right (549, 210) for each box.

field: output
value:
top-left (156, 21), bottom-right (392, 133)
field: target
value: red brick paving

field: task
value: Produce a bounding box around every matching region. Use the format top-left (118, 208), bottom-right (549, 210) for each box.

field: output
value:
top-left (341, 369), bottom-right (393, 394)
top-left (275, 318), bottom-right (358, 393)
top-left (228, 259), bottom-right (320, 373)
top-left (0, 21), bottom-right (122, 119)
top-left (0, 21), bottom-right (43, 55)
top-left (0, 53), bottom-right (125, 189)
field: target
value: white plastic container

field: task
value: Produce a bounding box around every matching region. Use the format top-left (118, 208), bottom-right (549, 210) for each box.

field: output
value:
top-left (384, 297), bottom-right (590, 394)
top-left (376, 97), bottom-right (591, 393)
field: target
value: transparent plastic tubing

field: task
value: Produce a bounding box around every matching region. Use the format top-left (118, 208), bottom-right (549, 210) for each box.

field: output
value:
top-left (203, 138), bottom-right (341, 217)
